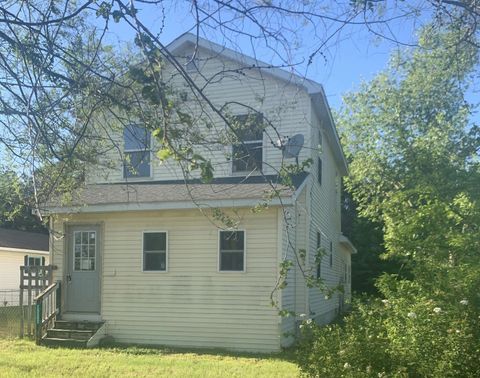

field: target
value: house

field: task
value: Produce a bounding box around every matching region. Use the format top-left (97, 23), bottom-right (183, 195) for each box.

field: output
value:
top-left (42, 33), bottom-right (356, 352)
top-left (0, 228), bottom-right (49, 294)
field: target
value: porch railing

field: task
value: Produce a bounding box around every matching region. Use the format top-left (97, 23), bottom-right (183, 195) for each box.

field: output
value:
top-left (34, 281), bottom-right (61, 344)
top-left (20, 264), bottom-right (54, 337)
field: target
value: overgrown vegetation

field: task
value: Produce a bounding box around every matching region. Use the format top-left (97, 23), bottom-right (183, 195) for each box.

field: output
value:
top-left (297, 25), bottom-right (480, 377)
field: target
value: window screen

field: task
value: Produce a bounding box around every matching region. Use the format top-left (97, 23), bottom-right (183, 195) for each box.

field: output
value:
top-left (124, 125), bottom-right (151, 178)
top-left (231, 114), bottom-right (263, 173)
top-left (219, 231), bottom-right (245, 271)
top-left (143, 232), bottom-right (167, 271)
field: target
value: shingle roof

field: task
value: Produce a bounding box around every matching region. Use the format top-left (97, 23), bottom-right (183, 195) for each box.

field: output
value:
top-left (0, 228), bottom-right (49, 252)
top-left (46, 174), bottom-right (308, 209)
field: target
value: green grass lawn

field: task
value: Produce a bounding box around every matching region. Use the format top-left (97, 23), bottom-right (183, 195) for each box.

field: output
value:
top-left (0, 339), bottom-right (299, 377)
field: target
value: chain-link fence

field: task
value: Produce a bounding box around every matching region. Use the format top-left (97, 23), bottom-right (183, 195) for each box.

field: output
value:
top-left (0, 289), bottom-right (33, 338)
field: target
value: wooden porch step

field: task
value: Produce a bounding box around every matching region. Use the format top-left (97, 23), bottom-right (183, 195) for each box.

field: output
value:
top-left (54, 320), bottom-right (103, 331)
top-left (40, 320), bottom-right (105, 348)
top-left (41, 337), bottom-right (88, 348)
top-left (47, 329), bottom-right (94, 341)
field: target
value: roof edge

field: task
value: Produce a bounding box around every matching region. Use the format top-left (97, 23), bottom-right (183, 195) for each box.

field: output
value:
top-left (43, 197), bottom-right (293, 215)
top-left (0, 246), bottom-right (49, 254)
top-left (311, 91), bottom-right (349, 176)
top-left (167, 32), bottom-right (324, 94)
top-left (339, 234), bottom-right (357, 254)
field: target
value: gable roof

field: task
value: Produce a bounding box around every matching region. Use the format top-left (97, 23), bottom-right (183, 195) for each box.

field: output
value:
top-left (167, 33), bottom-right (349, 175)
top-left (0, 228), bottom-right (49, 253)
top-left (45, 174), bottom-right (308, 214)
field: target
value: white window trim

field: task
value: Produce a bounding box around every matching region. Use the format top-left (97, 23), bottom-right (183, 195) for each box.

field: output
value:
top-left (217, 229), bottom-right (246, 273)
top-left (72, 230), bottom-right (97, 272)
top-left (123, 127), bottom-right (153, 179)
top-left (142, 231), bottom-right (169, 273)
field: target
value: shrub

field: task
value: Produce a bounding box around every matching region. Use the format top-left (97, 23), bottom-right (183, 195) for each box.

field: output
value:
top-left (296, 274), bottom-right (480, 377)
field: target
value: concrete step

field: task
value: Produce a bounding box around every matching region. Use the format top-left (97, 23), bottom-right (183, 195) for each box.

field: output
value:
top-left (47, 329), bottom-right (94, 341)
top-left (41, 337), bottom-right (88, 348)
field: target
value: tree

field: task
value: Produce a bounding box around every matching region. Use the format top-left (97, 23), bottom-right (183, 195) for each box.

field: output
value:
top-left (297, 25), bottom-right (480, 377)
top-left (0, 169), bottom-right (46, 232)
top-left (0, 0), bottom-right (479, 308)
top-left (339, 25), bottom-right (479, 268)
top-left (1, 1), bottom-right (479, 206)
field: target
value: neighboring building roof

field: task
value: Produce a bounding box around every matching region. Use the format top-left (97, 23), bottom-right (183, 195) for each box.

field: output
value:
top-left (0, 228), bottom-right (49, 252)
top-left (167, 33), bottom-right (349, 176)
top-left (45, 174), bottom-right (308, 213)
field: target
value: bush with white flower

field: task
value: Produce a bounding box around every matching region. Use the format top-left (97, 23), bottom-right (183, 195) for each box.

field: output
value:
top-left (296, 272), bottom-right (480, 377)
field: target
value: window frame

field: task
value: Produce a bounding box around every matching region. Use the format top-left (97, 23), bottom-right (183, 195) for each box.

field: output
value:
top-left (218, 229), bottom-right (246, 273)
top-left (317, 157), bottom-right (322, 185)
top-left (142, 231), bottom-right (169, 273)
top-left (316, 231), bottom-right (322, 279)
top-left (231, 114), bottom-right (264, 174)
top-left (329, 241), bottom-right (333, 268)
top-left (335, 171), bottom-right (340, 212)
top-left (123, 125), bottom-right (152, 179)
top-left (27, 256), bottom-right (42, 266)
top-left (318, 129), bottom-right (323, 152)
top-left (73, 230), bottom-right (97, 272)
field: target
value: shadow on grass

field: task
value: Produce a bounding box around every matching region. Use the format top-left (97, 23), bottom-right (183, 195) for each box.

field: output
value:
top-left (95, 340), bottom-right (298, 363)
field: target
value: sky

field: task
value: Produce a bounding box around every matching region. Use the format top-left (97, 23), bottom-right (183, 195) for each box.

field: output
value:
top-left (100, 2), bottom-right (429, 112)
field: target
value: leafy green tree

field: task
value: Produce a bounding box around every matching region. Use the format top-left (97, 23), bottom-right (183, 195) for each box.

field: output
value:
top-left (297, 25), bottom-right (480, 377)
top-left (339, 26), bottom-right (479, 272)
top-left (0, 169), bottom-right (46, 232)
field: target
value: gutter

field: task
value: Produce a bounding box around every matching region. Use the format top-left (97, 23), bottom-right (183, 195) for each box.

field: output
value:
top-left (42, 196), bottom-right (293, 215)
top-left (0, 246), bottom-right (49, 255)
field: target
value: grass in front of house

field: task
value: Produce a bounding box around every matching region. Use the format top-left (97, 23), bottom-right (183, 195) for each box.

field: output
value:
top-left (0, 339), bottom-right (299, 377)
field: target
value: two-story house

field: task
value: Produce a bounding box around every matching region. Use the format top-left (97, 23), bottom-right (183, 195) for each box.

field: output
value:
top-left (42, 33), bottom-right (356, 352)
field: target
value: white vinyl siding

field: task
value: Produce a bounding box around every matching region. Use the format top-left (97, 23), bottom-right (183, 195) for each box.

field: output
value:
top-left (307, 106), bottom-right (344, 323)
top-left (0, 250), bottom-right (49, 290)
top-left (51, 207), bottom-right (280, 352)
top-left (85, 45), bottom-right (311, 184)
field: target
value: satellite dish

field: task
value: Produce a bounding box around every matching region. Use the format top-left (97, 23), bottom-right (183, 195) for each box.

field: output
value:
top-left (283, 134), bottom-right (304, 159)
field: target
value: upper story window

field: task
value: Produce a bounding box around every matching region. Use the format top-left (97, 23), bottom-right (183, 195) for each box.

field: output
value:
top-left (232, 114), bottom-right (263, 173)
top-left (123, 125), bottom-right (151, 178)
top-left (318, 130), bottom-right (323, 152)
top-left (335, 171), bottom-right (340, 212)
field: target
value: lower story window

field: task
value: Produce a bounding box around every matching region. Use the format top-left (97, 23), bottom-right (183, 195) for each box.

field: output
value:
top-left (219, 230), bottom-right (245, 271)
top-left (143, 232), bottom-right (167, 271)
